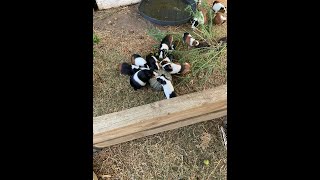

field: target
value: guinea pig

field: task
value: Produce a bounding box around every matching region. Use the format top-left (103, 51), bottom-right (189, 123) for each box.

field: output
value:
top-left (191, 0), bottom-right (208, 29)
top-left (146, 53), bottom-right (160, 71)
top-left (195, 40), bottom-right (211, 48)
top-left (183, 32), bottom-right (199, 49)
top-left (159, 34), bottom-right (174, 59)
top-left (160, 58), bottom-right (191, 75)
top-left (129, 69), bottom-right (155, 91)
top-left (131, 54), bottom-right (149, 68)
top-left (180, 62), bottom-right (191, 75)
top-left (160, 58), bottom-right (173, 72)
top-left (118, 62), bottom-right (140, 76)
top-left (156, 74), bottom-right (177, 99)
top-left (213, 12), bottom-right (226, 25)
top-left (212, 1), bottom-right (226, 13)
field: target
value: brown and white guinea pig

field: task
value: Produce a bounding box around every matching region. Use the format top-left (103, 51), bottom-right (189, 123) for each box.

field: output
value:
top-left (159, 34), bottom-right (174, 59)
top-left (213, 12), bottom-right (226, 25)
top-left (129, 69), bottom-right (155, 91)
top-left (118, 62), bottom-right (140, 76)
top-left (146, 53), bottom-right (160, 71)
top-left (212, 1), bottom-right (227, 14)
top-left (191, 0), bottom-right (208, 29)
top-left (156, 74), bottom-right (177, 99)
top-left (131, 54), bottom-right (149, 68)
top-left (183, 32), bottom-right (199, 49)
top-left (160, 57), bottom-right (191, 75)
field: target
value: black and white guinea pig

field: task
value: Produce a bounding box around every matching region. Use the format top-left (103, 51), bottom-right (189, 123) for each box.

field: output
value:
top-left (118, 62), bottom-right (140, 76)
top-left (183, 32), bottom-right (199, 48)
top-left (146, 53), bottom-right (160, 71)
top-left (160, 57), bottom-right (191, 75)
top-left (159, 34), bottom-right (174, 59)
top-left (131, 54), bottom-right (149, 68)
top-left (129, 69), bottom-right (155, 91)
top-left (159, 57), bottom-right (173, 72)
top-left (156, 74), bottom-right (177, 99)
top-left (212, 1), bottom-right (226, 13)
top-left (191, 0), bottom-right (207, 29)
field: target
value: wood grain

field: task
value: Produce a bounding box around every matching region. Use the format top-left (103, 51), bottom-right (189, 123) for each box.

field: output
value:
top-left (95, 109), bottom-right (226, 147)
top-left (93, 85), bottom-right (227, 147)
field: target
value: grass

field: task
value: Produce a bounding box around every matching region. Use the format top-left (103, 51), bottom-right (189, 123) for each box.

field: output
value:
top-left (93, 4), bottom-right (226, 116)
top-left (147, 5), bottom-right (227, 88)
top-left (93, 2), bottom-right (227, 179)
top-left (93, 48), bottom-right (165, 116)
top-left (93, 33), bottom-right (100, 44)
top-left (93, 1), bottom-right (226, 116)
top-left (93, 116), bottom-right (227, 180)
top-left (174, 44), bottom-right (226, 87)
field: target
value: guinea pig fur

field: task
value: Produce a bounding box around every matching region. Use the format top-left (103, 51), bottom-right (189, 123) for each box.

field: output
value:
top-left (160, 34), bottom-right (174, 50)
top-left (160, 60), bottom-right (190, 75)
top-left (159, 34), bottom-right (174, 59)
top-left (159, 44), bottom-right (169, 59)
top-left (212, 1), bottom-right (226, 13)
top-left (146, 53), bottom-right (160, 71)
top-left (131, 54), bottom-right (148, 68)
top-left (160, 60), bottom-right (173, 72)
top-left (156, 75), bottom-right (177, 99)
top-left (191, 0), bottom-right (208, 29)
top-left (213, 12), bottom-right (227, 25)
top-left (180, 62), bottom-right (191, 75)
top-left (164, 62), bottom-right (181, 74)
top-left (129, 69), bottom-right (154, 91)
top-left (183, 32), bottom-right (199, 47)
top-left (119, 62), bottom-right (140, 76)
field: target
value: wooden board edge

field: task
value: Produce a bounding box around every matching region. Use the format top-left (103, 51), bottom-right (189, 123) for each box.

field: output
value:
top-left (94, 110), bottom-right (227, 148)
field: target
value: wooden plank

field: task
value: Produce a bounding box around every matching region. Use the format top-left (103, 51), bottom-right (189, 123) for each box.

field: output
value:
top-left (93, 171), bottom-right (98, 180)
top-left (94, 99), bottom-right (226, 144)
top-left (93, 85), bottom-right (227, 147)
top-left (94, 85), bottom-right (226, 134)
top-left (96, 0), bottom-right (141, 10)
top-left (95, 109), bottom-right (226, 148)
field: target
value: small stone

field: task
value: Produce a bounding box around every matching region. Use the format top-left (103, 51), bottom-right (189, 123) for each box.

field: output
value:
top-left (114, 17), bottom-right (118, 20)
top-left (107, 20), bottom-right (112, 25)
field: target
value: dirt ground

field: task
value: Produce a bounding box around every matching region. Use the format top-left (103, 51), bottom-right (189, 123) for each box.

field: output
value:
top-left (93, 0), bottom-right (226, 116)
top-left (93, 0), bottom-right (227, 179)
